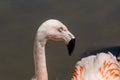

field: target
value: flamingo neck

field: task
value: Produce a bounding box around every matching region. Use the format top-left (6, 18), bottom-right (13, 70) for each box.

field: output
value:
top-left (33, 35), bottom-right (48, 80)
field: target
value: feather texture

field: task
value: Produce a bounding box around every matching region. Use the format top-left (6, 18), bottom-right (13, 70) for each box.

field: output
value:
top-left (71, 52), bottom-right (120, 80)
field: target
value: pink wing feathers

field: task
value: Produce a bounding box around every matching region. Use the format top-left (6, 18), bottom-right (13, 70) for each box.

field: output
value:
top-left (71, 52), bottom-right (120, 80)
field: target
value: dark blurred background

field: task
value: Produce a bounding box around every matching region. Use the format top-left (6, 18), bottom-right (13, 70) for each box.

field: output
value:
top-left (0, 0), bottom-right (120, 80)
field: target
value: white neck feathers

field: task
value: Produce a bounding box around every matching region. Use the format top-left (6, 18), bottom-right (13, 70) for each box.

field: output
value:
top-left (33, 30), bottom-right (48, 80)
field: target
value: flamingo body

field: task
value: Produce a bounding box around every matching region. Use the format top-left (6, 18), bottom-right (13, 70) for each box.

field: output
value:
top-left (71, 52), bottom-right (120, 80)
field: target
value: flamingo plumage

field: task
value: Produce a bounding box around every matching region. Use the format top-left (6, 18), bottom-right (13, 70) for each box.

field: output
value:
top-left (32, 19), bottom-right (120, 80)
top-left (32, 19), bottom-right (75, 80)
top-left (71, 52), bottom-right (120, 80)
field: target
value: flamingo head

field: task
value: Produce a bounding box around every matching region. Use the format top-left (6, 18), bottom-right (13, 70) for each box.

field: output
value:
top-left (37, 19), bottom-right (75, 55)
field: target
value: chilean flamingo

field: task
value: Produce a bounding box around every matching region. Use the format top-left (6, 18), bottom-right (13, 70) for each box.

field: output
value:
top-left (32, 19), bottom-right (75, 80)
top-left (32, 19), bottom-right (120, 80)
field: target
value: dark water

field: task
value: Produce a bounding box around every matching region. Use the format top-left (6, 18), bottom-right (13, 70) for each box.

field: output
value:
top-left (0, 0), bottom-right (120, 80)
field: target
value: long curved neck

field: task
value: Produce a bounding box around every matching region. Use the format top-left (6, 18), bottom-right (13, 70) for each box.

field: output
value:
top-left (33, 33), bottom-right (48, 80)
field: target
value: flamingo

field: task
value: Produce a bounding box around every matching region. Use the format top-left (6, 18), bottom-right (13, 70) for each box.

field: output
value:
top-left (32, 19), bottom-right (120, 80)
top-left (32, 19), bottom-right (75, 80)
top-left (71, 52), bottom-right (120, 80)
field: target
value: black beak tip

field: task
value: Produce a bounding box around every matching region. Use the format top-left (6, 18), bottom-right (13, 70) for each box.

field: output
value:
top-left (67, 38), bottom-right (75, 56)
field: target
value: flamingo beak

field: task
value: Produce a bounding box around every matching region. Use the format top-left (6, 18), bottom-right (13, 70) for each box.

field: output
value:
top-left (62, 30), bottom-right (75, 56)
top-left (67, 38), bottom-right (75, 56)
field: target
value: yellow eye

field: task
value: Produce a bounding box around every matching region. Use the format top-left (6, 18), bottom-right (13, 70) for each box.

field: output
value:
top-left (58, 27), bottom-right (63, 32)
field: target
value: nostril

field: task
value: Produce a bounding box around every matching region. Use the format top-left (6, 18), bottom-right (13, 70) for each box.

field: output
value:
top-left (68, 34), bottom-right (72, 38)
top-left (68, 33), bottom-right (74, 39)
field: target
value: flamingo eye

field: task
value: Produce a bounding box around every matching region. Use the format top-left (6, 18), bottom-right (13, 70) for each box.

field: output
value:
top-left (58, 27), bottom-right (64, 32)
